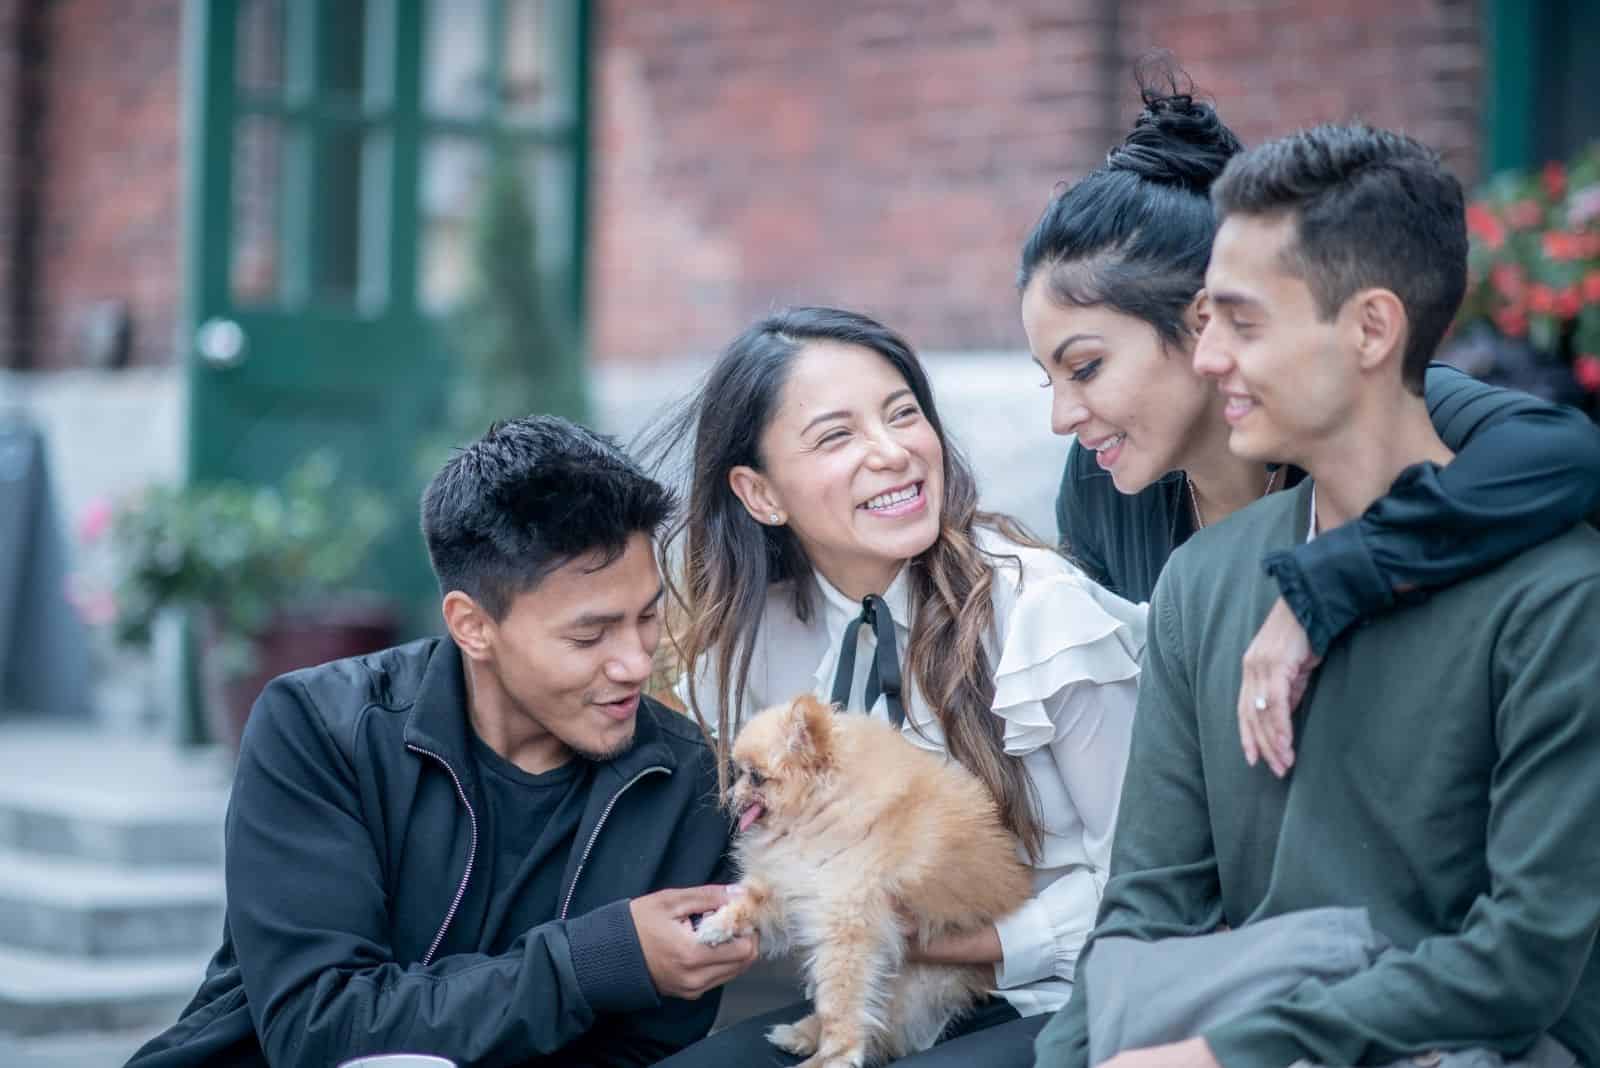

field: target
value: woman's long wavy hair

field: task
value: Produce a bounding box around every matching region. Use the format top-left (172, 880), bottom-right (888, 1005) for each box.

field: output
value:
top-left (660, 307), bottom-right (1045, 859)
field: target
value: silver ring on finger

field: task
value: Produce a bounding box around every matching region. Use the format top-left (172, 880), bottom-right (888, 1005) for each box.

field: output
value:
top-left (1253, 695), bottom-right (1268, 712)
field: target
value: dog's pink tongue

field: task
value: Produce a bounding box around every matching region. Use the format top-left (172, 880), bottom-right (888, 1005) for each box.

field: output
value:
top-left (738, 803), bottom-right (765, 833)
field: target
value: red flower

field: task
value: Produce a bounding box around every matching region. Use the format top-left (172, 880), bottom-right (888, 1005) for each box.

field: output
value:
top-left (1543, 230), bottom-right (1581, 261)
top-left (1494, 307), bottom-right (1528, 338)
top-left (1555, 286), bottom-right (1583, 320)
top-left (1528, 284), bottom-right (1557, 314)
top-left (1574, 353), bottom-right (1600, 394)
top-left (77, 498), bottom-right (114, 544)
top-left (1507, 199), bottom-right (1544, 229)
top-left (1490, 263), bottom-right (1526, 299)
top-left (1543, 161), bottom-right (1568, 200)
top-left (1466, 203), bottom-right (1506, 249)
top-left (1583, 270), bottom-right (1600, 304)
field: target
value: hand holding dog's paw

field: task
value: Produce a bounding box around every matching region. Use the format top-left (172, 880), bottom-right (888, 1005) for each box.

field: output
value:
top-left (694, 904), bottom-right (744, 946)
top-left (631, 886), bottom-right (758, 1000)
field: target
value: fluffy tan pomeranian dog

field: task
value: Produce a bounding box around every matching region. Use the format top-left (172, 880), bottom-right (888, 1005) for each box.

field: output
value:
top-left (695, 694), bottom-right (1033, 1067)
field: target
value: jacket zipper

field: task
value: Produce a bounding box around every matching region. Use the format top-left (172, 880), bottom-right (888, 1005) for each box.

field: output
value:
top-left (408, 744), bottom-right (479, 966)
top-left (559, 766), bottom-right (669, 920)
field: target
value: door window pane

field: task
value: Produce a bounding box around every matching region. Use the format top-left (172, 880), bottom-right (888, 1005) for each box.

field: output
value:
top-left (315, 0), bottom-right (390, 104)
top-left (314, 129), bottom-right (389, 308)
top-left (425, 0), bottom-right (492, 118)
top-left (525, 145), bottom-right (576, 280)
top-left (1533, 0), bottom-right (1600, 162)
top-left (231, 116), bottom-right (285, 305)
top-left (418, 137), bottom-right (487, 312)
top-left (236, 0), bottom-right (284, 95)
top-left (502, 0), bottom-right (578, 123)
top-left (418, 139), bottom-right (576, 315)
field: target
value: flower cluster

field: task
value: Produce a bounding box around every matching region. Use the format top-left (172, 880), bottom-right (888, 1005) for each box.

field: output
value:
top-left (1459, 144), bottom-right (1600, 396)
top-left (69, 453), bottom-right (390, 672)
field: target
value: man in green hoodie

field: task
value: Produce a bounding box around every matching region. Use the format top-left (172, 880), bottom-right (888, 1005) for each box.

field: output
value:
top-left (1036, 124), bottom-right (1600, 1068)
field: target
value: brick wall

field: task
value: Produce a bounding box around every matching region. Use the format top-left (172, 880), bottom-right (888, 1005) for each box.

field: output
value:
top-left (29, 0), bottom-right (183, 370)
top-left (0, 1), bottom-right (1481, 369)
top-left (1120, 0), bottom-right (1481, 180)
top-left (588, 0), bottom-right (1481, 363)
top-left (589, 0), bottom-right (1123, 363)
top-left (0, 0), bottom-right (23, 367)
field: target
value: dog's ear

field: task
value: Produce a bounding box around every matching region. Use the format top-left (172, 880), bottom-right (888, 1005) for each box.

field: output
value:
top-left (782, 694), bottom-right (835, 768)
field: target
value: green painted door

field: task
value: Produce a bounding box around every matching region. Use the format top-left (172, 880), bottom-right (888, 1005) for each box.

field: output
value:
top-left (186, 0), bottom-right (589, 630)
top-left (1485, 0), bottom-right (1600, 174)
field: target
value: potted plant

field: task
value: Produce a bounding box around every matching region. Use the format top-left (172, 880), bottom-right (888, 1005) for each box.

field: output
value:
top-left (1447, 143), bottom-right (1600, 417)
top-left (102, 452), bottom-right (397, 748)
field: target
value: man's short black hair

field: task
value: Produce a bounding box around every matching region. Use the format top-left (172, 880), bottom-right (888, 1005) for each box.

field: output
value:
top-left (421, 415), bottom-right (674, 619)
top-left (1211, 123), bottom-right (1468, 393)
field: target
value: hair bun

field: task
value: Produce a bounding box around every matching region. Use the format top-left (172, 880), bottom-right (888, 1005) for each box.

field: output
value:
top-left (1105, 55), bottom-right (1243, 193)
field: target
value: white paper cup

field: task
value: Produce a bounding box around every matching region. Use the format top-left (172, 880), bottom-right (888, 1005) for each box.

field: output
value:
top-left (336, 1056), bottom-right (457, 1068)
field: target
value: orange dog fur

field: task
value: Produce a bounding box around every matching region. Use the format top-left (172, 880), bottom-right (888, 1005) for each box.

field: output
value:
top-left (695, 694), bottom-right (1033, 1067)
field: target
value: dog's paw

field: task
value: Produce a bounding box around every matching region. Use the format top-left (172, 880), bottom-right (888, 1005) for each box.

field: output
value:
top-left (766, 1014), bottom-right (821, 1056)
top-left (794, 1052), bottom-right (864, 1068)
top-left (694, 905), bottom-right (744, 946)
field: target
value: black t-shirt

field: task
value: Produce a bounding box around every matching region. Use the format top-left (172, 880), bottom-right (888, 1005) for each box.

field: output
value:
top-left (461, 733), bottom-right (591, 954)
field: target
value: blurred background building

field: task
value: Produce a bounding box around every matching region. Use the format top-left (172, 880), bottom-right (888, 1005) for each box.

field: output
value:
top-left (0, 2), bottom-right (1596, 1062)
top-left (2, 1), bottom-right (1595, 624)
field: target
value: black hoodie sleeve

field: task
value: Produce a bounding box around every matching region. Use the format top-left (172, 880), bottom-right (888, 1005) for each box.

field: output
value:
top-left (226, 677), bottom-right (660, 1068)
top-left (1265, 364), bottom-right (1600, 655)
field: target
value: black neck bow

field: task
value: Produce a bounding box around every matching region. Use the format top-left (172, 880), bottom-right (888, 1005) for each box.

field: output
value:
top-left (828, 593), bottom-right (905, 727)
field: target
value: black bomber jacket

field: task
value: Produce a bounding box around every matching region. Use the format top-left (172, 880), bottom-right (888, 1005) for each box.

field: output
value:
top-left (126, 637), bottom-right (731, 1068)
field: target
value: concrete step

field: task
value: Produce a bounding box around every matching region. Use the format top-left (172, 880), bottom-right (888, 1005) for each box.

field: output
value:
top-left (0, 726), bottom-right (230, 868)
top-left (0, 942), bottom-right (205, 1040)
top-left (0, 1026), bottom-right (158, 1068)
top-left (0, 846), bottom-right (224, 958)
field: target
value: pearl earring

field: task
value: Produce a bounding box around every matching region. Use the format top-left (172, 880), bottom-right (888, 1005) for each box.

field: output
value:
top-left (769, 513), bottom-right (781, 524)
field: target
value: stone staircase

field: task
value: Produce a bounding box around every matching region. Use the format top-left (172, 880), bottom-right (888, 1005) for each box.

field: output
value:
top-left (0, 724), bottom-right (231, 1067)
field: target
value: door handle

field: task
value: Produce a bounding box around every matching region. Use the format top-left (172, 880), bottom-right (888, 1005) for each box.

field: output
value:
top-left (195, 317), bottom-right (247, 369)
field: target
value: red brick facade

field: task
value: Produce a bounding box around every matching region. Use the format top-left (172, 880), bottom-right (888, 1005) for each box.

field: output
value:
top-left (0, 0), bottom-right (27, 367)
top-left (1121, 0), bottom-right (1481, 182)
top-left (30, 0), bottom-right (184, 371)
top-left (590, 0), bottom-right (1482, 362)
top-left (0, 1), bottom-right (1479, 370)
top-left (589, 0), bottom-right (1124, 362)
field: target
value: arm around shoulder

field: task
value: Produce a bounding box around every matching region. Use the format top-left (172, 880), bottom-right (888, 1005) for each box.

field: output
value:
top-left (1268, 369), bottom-right (1600, 655)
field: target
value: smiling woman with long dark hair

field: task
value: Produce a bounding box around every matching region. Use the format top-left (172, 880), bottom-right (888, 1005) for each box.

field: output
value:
top-left (653, 306), bottom-right (1145, 1067)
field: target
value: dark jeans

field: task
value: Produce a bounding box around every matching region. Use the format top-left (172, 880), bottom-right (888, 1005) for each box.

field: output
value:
top-left (655, 996), bottom-right (1047, 1067)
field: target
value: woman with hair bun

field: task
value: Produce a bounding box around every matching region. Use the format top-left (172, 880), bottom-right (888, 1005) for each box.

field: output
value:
top-left (1019, 60), bottom-right (1600, 773)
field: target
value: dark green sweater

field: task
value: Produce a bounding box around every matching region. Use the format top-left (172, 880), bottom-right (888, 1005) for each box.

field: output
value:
top-left (1037, 479), bottom-right (1600, 1068)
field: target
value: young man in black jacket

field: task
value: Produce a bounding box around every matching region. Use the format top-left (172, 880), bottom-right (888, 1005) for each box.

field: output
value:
top-left (127, 416), bottom-right (756, 1068)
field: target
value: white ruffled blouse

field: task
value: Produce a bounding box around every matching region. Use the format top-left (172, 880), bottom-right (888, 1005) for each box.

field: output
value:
top-left (679, 528), bottom-right (1147, 1016)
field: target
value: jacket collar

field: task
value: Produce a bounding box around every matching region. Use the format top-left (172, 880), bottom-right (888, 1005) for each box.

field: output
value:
top-left (403, 637), bottom-right (680, 793)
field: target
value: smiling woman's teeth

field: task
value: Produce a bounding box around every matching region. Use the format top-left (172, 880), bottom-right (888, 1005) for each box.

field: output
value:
top-left (1093, 434), bottom-right (1126, 453)
top-left (863, 484), bottom-right (920, 511)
